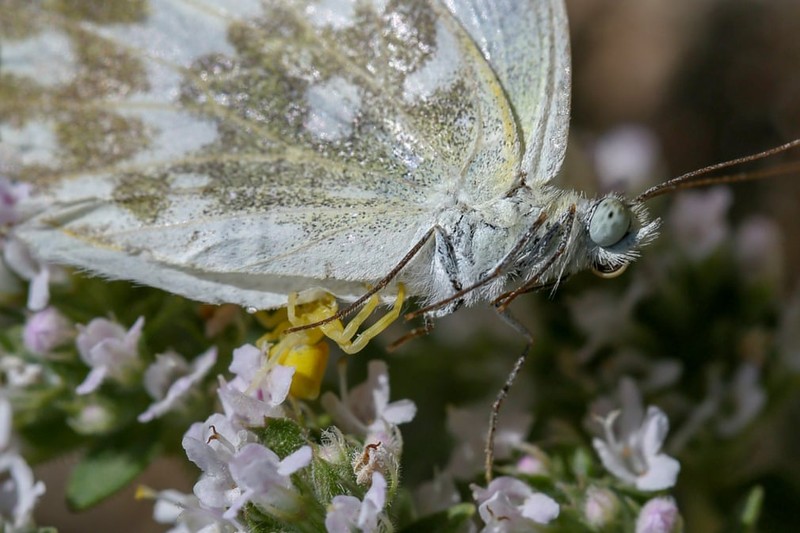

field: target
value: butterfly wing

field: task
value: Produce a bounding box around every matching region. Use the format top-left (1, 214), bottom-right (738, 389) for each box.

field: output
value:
top-left (1, 0), bottom-right (563, 309)
top-left (446, 0), bottom-right (571, 188)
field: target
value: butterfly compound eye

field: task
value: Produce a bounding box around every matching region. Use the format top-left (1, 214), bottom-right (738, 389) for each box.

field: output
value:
top-left (589, 198), bottom-right (632, 247)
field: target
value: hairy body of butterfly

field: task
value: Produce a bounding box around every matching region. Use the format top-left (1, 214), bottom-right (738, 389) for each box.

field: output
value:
top-left (2, 0), bottom-right (660, 322)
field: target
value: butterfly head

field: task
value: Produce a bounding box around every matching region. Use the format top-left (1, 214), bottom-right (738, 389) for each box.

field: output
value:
top-left (584, 195), bottom-right (660, 278)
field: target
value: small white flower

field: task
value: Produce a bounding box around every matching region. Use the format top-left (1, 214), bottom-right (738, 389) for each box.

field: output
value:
top-left (23, 306), bottom-right (74, 355)
top-left (471, 476), bottom-right (559, 532)
top-left (217, 343), bottom-right (292, 425)
top-left (321, 360), bottom-right (416, 440)
top-left (182, 413), bottom-right (256, 512)
top-left (635, 496), bottom-right (682, 533)
top-left (592, 406), bottom-right (680, 491)
top-left (2, 237), bottom-right (54, 311)
top-left (75, 316), bottom-right (144, 395)
top-left (325, 472), bottom-right (387, 533)
top-left (229, 343), bottom-right (294, 407)
top-left (225, 443), bottom-right (312, 520)
top-left (138, 347), bottom-right (218, 423)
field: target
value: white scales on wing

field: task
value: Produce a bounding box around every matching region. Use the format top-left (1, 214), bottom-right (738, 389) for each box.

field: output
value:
top-left (3, 0), bottom-right (659, 318)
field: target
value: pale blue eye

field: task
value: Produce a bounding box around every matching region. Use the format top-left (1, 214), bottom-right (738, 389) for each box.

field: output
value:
top-left (589, 198), bottom-right (632, 247)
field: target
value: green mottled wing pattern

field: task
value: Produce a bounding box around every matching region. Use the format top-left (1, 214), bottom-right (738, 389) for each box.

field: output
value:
top-left (1, 0), bottom-right (568, 309)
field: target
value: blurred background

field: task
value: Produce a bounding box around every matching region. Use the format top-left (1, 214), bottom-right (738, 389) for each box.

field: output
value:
top-left (33, 0), bottom-right (800, 531)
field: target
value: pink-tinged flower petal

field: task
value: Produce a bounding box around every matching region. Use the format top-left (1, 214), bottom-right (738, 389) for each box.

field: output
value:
top-left (472, 476), bottom-right (559, 531)
top-left (229, 344), bottom-right (262, 380)
top-left (640, 407), bottom-right (669, 458)
top-left (0, 454), bottom-right (46, 529)
top-left (516, 455), bottom-right (545, 476)
top-left (26, 268), bottom-right (50, 311)
top-left (182, 414), bottom-right (248, 476)
top-left (265, 364), bottom-right (294, 406)
top-left (23, 307), bottom-right (73, 355)
top-left (143, 352), bottom-right (189, 400)
top-left (75, 317), bottom-right (144, 393)
top-left (194, 475), bottom-right (239, 510)
top-left (381, 399), bottom-right (417, 425)
top-left (636, 497), bottom-right (681, 533)
top-left (357, 472), bottom-right (386, 531)
top-left (228, 444), bottom-right (282, 492)
top-left (325, 472), bottom-right (386, 533)
top-left (217, 377), bottom-right (286, 425)
top-left (278, 446), bottom-right (312, 477)
top-left (182, 414), bottom-right (256, 513)
top-left (225, 444), bottom-right (310, 520)
top-left (635, 455), bottom-right (680, 492)
top-left (520, 492), bottom-right (560, 524)
top-left (326, 495), bottom-right (361, 533)
top-left (75, 366), bottom-right (109, 395)
top-left (138, 348), bottom-right (218, 423)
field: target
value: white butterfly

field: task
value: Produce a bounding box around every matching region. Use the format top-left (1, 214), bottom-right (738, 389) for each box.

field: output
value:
top-left (3, 0), bottom-right (658, 321)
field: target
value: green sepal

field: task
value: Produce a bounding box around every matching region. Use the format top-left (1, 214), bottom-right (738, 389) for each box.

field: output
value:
top-left (251, 418), bottom-right (306, 458)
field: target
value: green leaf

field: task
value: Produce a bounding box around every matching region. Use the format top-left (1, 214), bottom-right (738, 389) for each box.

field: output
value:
top-left (66, 428), bottom-right (161, 510)
top-left (398, 503), bottom-right (476, 533)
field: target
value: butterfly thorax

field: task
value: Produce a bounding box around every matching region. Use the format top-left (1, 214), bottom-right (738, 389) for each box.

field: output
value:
top-left (421, 184), bottom-right (660, 315)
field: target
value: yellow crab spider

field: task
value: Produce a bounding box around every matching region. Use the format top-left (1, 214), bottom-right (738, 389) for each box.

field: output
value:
top-left (252, 285), bottom-right (406, 399)
top-left (287, 284), bottom-right (406, 356)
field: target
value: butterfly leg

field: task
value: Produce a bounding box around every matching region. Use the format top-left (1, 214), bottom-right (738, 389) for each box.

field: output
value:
top-left (485, 310), bottom-right (534, 483)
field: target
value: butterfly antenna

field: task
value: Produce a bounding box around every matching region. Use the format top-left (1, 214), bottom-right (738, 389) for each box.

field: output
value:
top-left (635, 138), bottom-right (800, 202)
